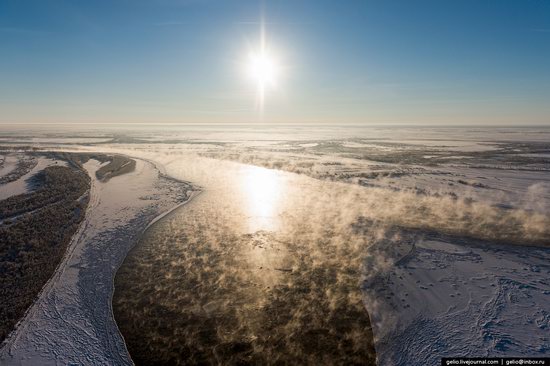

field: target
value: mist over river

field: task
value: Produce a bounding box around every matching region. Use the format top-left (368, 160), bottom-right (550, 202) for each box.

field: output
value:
top-left (113, 156), bottom-right (377, 365)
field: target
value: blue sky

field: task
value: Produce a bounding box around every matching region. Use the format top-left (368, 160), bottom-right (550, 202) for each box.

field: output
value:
top-left (0, 0), bottom-right (549, 125)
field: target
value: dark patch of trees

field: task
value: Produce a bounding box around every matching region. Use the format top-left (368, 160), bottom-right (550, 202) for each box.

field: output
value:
top-left (95, 155), bottom-right (136, 181)
top-left (0, 165), bottom-right (90, 342)
top-left (46, 152), bottom-right (136, 181)
top-left (0, 166), bottom-right (88, 219)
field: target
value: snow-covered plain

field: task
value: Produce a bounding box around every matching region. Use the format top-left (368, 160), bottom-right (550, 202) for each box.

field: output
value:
top-left (363, 231), bottom-right (550, 365)
top-left (0, 158), bottom-right (193, 365)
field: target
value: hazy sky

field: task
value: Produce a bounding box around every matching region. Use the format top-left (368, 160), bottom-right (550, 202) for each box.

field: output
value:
top-left (1, 0), bottom-right (549, 125)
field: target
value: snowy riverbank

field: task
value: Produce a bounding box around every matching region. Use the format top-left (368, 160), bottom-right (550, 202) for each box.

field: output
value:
top-left (0, 157), bottom-right (194, 365)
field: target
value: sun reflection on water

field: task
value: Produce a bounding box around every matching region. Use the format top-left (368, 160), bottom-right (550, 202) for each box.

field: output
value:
top-left (240, 165), bottom-right (284, 233)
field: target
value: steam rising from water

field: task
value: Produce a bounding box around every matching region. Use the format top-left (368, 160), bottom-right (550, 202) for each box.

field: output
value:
top-left (114, 161), bottom-right (379, 364)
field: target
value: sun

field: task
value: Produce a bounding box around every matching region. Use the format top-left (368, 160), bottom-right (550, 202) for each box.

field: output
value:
top-left (245, 21), bottom-right (281, 116)
top-left (247, 47), bottom-right (280, 114)
top-left (248, 50), bottom-right (278, 89)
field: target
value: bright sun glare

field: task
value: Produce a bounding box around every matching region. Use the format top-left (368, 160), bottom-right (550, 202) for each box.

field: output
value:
top-left (246, 21), bottom-right (281, 116)
top-left (248, 50), bottom-right (278, 89)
